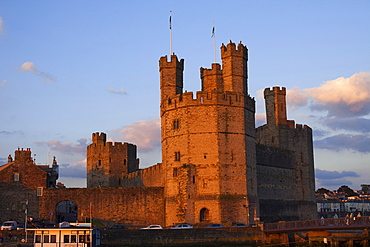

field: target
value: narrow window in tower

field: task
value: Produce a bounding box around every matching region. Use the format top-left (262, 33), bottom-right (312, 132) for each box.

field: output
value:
top-left (173, 167), bottom-right (178, 177)
top-left (192, 175), bottom-right (196, 184)
top-left (175, 152), bottom-right (180, 161)
top-left (173, 119), bottom-right (180, 129)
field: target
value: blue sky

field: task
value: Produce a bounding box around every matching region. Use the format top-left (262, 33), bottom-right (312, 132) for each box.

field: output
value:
top-left (0, 1), bottom-right (369, 190)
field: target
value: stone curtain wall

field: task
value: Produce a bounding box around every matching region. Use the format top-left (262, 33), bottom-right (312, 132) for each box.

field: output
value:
top-left (39, 187), bottom-right (165, 226)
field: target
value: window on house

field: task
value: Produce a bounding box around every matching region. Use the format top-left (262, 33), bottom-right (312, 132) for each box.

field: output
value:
top-left (35, 235), bottom-right (41, 243)
top-left (50, 235), bottom-right (56, 243)
top-left (14, 173), bottom-right (20, 181)
top-left (43, 235), bottom-right (49, 243)
top-left (63, 235), bottom-right (70, 243)
top-left (175, 152), bottom-right (180, 161)
top-left (37, 187), bottom-right (43, 196)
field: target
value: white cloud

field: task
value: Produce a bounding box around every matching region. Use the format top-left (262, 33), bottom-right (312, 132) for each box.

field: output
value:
top-left (20, 62), bottom-right (37, 72)
top-left (306, 72), bottom-right (370, 105)
top-left (255, 113), bottom-right (266, 127)
top-left (306, 72), bottom-right (370, 117)
top-left (287, 86), bottom-right (308, 111)
top-left (111, 119), bottom-right (161, 152)
top-left (107, 88), bottom-right (127, 95)
top-left (35, 139), bottom-right (88, 155)
top-left (16, 62), bottom-right (55, 82)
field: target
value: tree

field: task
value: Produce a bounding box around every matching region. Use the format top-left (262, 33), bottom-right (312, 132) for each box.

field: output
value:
top-left (337, 185), bottom-right (358, 197)
top-left (316, 188), bottom-right (330, 194)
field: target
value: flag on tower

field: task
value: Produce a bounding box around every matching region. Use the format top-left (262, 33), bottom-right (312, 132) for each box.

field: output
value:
top-left (169, 11), bottom-right (172, 30)
top-left (211, 25), bottom-right (215, 38)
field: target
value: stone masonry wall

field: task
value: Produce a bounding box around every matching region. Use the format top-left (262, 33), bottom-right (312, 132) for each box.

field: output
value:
top-left (39, 187), bottom-right (164, 227)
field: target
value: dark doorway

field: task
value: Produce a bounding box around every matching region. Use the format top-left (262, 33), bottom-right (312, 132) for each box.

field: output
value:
top-left (56, 200), bottom-right (78, 223)
top-left (200, 208), bottom-right (210, 222)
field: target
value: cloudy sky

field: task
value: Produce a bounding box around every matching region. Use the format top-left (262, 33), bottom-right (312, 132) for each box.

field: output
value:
top-left (0, 1), bottom-right (369, 190)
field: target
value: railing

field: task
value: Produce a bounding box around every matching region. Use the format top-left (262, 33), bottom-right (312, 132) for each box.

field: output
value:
top-left (264, 216), bottom-right (370, 233)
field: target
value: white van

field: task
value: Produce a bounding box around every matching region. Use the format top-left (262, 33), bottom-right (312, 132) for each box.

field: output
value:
top-left (1, 221), bottom-right (18, 230)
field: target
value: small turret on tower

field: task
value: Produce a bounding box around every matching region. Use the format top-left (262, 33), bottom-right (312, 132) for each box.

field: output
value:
top-left (159, 55), bottom-right (184, 103)
top-left (264, 87), bottom-right (293, 126)
top-left (200, 63), bottom-right (223, 92)
top-left (221, 42), bottom-right (248, 93)
top-left (92, 132), bottom-right (107, 144)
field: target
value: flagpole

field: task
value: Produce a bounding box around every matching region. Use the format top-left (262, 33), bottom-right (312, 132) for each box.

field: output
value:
top-left (89, 202), bottom-right (92, 227)
top-left (169, 11), bottom-right (172, 57)
top-left (25, 199), bottom-right (28, 242)
top-left (212, 21), bottom-right (216, 63)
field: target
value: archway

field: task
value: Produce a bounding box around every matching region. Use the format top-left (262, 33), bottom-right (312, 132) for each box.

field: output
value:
top-left (56, 200), bottom-right (78, 223)
top-left (200, 208), bottom-right (210, 222)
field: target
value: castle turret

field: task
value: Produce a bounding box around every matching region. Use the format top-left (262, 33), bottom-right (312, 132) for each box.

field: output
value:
top-left (87, 132), bottom-right (139, 188)
top-left (221, 42), bottom-right (248, 93)
top-left (200, 63), bottom-right (223, 92)
top-left (264, 87), bottom-right (293, 126)
top-left (92, 132), bottom-right (107, 144)
top-left (159, 55), bottom-right (184, 104)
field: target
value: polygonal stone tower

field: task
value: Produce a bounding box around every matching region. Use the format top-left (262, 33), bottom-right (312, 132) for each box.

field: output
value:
top-left (86, 132), bottom-right (139, 188)
top-left (159, 41), bottom-right (259, 226)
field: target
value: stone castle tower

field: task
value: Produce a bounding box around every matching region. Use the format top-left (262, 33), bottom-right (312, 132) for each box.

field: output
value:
top-left (159, 42), bottom-right (259, 226)
top-left (256, 87), bottom-right (316, 221)
top-left (87, 132), bottom-right (139, 188)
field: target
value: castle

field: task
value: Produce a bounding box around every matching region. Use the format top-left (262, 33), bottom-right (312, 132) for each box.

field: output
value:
top-left (0, 41), bottom-right (316, 226)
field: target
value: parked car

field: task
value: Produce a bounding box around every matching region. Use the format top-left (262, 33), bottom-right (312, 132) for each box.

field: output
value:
top-left (17, 223), bottom-right (25, 230)
top-left (231, 222), bottom-right (247, 227)
top-left (205, 223), bottom-right (224, 228)
top-left (170, 223), bottom-right (193, 229)
top-left (108, 225), bottom-right (125, 229)
top-left (140, 225), bottom-right (163, 230)
top-left (1, 221), bottom-right (18, 230)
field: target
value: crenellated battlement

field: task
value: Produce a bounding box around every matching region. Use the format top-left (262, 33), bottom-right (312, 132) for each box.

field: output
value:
top-left (264, 86), bottom-right (286, 96)
top-left (159, 55), bottom-right (184, 69)
top-left (220, 41), bottom-right (248, 59)
top-left (160, 90), bottom-right (255, 113)
top-left (92, 132), bottom-right (106, 144)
